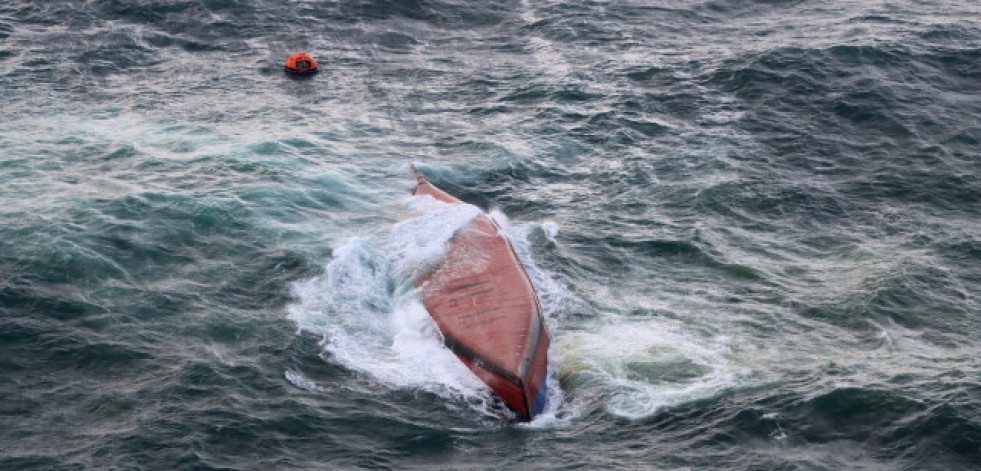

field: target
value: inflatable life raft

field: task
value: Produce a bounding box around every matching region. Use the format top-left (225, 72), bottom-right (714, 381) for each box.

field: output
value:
top-left (285, 52), bottom-right (317, 75)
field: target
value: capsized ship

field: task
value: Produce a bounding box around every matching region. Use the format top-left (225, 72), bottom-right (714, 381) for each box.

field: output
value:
top-left (411, 165), bottom-right (550, 420)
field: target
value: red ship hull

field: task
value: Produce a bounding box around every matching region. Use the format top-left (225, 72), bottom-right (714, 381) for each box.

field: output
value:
top-left (411, 166), bottom-right (549, 420)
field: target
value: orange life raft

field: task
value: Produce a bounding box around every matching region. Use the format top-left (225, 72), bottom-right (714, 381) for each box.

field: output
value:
top-left (411, 165), bottom-right (550, 420)
top-left (285, 52), bottom-right (318, 75)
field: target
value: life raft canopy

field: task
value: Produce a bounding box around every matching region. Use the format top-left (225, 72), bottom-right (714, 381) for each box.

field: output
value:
top-left (285, 52), bottom-right (318, 75)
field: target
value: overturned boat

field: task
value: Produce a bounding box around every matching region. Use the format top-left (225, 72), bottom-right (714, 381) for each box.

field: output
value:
top-left (411, 166), bottom-right (550, 420)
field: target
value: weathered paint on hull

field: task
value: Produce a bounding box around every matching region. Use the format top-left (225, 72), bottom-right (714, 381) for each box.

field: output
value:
top-left (411, 166), bottom-right (550, 420)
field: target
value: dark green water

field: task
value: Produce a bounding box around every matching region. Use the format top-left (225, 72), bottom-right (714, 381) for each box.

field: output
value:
top-left (1, 0), bottom-right (979, 469)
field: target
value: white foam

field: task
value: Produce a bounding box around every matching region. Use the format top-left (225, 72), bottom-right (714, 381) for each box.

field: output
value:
top-left (517, 370), bottom-right (573, 429)
top-left (558, 319), bottom-right (740, 420)
top-left (388, 195), bottom-right (482, 277)
top-left (285, 370), bottom-right (328, 392)
top-left (287, 196), bottom-right (502, 415)
top-left (541, 220), bottom-right (559, 241)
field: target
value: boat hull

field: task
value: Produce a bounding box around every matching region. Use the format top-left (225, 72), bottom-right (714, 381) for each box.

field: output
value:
top-left (411, 167), bottom-right (549, 420)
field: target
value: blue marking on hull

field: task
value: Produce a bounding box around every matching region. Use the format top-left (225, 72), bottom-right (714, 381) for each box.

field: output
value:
top-left (531, 381), bottom-right (548, 417)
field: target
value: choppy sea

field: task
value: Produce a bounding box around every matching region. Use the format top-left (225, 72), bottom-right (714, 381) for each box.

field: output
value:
top-left (2, 1), bottom-right (979, 469)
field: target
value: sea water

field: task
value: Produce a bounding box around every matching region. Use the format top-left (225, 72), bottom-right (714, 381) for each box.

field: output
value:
top-left (1, 0), bottom-right (979, 469)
